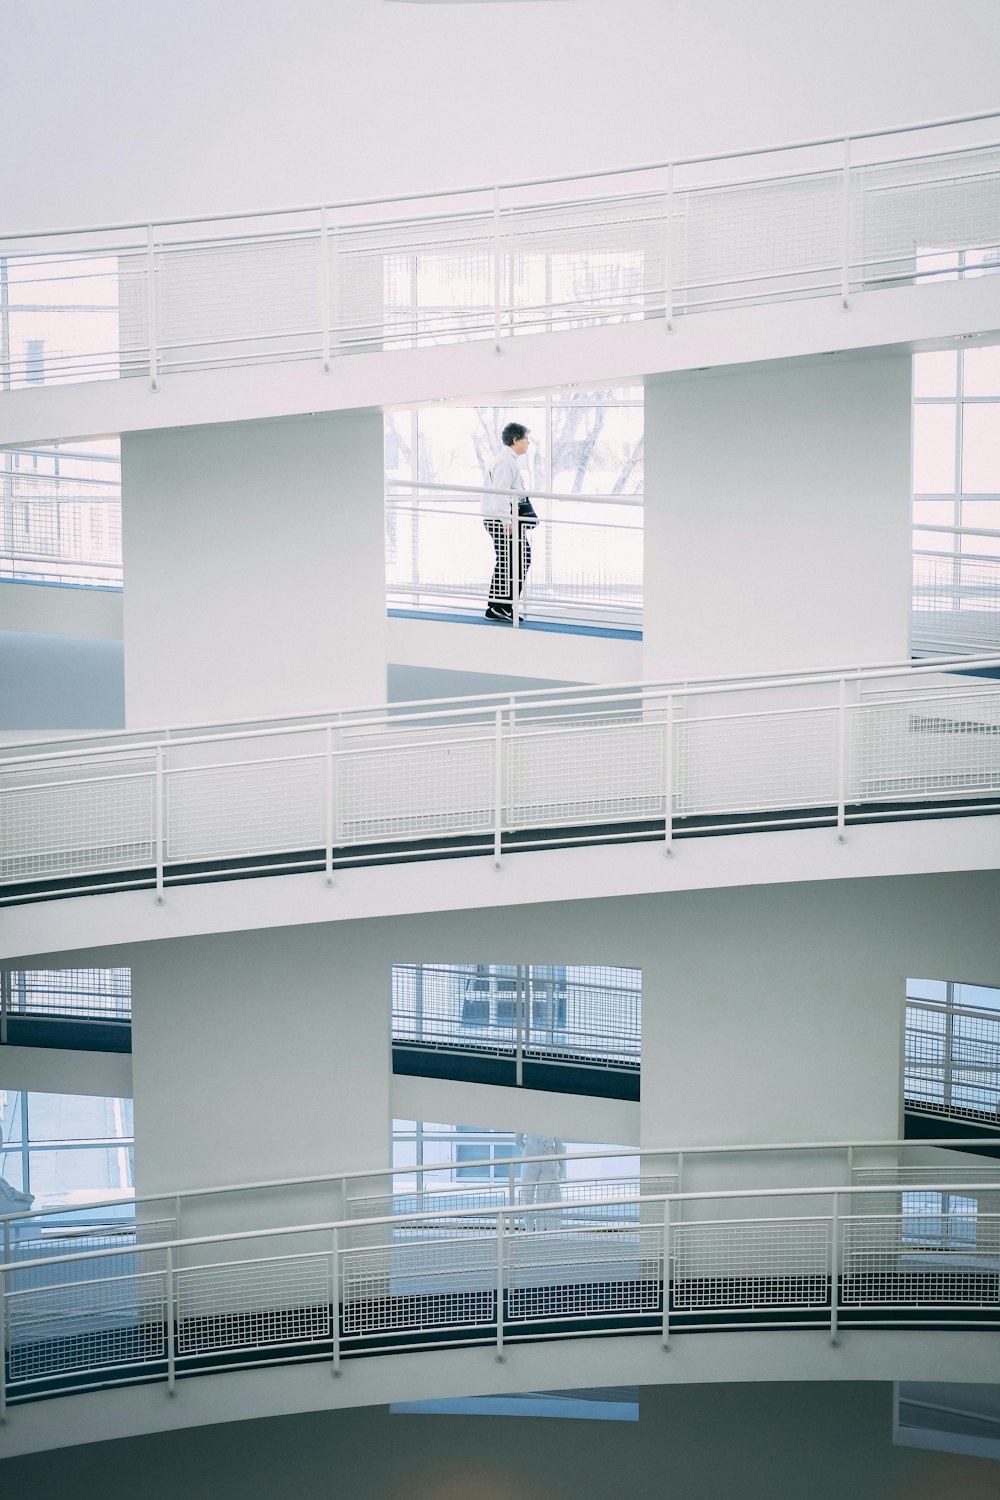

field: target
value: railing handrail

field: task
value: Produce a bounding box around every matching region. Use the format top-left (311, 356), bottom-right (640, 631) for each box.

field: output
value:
top-left (3, 654), bottom-right (998, 771)
top-left (4, 1174), bottom-right (998, 1278)
top-left (4, 1134), bottom-right (999, 1230)
top-left (388, 479), bottom-right (644, 507)
top-left (2, 108), bottom-right (998, 244)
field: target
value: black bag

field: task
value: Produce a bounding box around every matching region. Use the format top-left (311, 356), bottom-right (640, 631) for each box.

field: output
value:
top-left (518, 496), bottom-right (539, 528)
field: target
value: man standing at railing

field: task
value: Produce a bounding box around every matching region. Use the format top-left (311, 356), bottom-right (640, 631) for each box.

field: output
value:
top-left (515, 1132), bottom-right (564, 1231)
top-left (483, 422), bottom-right (537, 622)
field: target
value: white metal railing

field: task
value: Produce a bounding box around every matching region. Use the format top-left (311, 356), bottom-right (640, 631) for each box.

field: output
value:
top-left (1, 655), bottom-right (998, 904)
top-left (913, 535), bottom-right (1000, 655)
top-left (0, 452), bottom-right (122, 588)
top-left (0, 968), bottom-right (131, 1043)
top-left (391, 962), bottom-right (640, 1076)
top-left (2, 1157), bottom-right (999, 1413)
top-left (4, 1136), bottom-right (997, 1265)
top-left (906, 996), bottom-right (1000, 1124)
top-left (2, 111), bottom-right (1000, 391)
top-left (386, 480), bottom-right (642, 631)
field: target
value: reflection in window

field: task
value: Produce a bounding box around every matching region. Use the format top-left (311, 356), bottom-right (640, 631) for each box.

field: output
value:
top-left (392, 1387), bottom-right (639, 1421)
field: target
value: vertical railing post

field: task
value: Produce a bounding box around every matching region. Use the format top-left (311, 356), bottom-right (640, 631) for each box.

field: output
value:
top-left (324, 725), bottom-right (335, 887)
top-left (146, 225), bottom-right (159, 391)
top-left (836, 677), bottom-right (848, 843)
top-left (495, 1209), bottom-right (506, 1361)
top-left (319, 207), bottom-right (332, 372)
top-left (0, 968), bottom-right (9, 1046)
top-left (493, 709), bottom-right (504, 870)
top-left (492, 186), bottom-right (503, 352)
top-left (515, 964), bottom-right (525, 1087)
top-left (331, 1226), bottom-right (342, 1375)
top-left (661, 1197), bottom-right (672, 1350)
top-left (829, 1191), bottom-right (840, 1347)
top-left (2, 1215), bottom-right (9, 1268)
top-left (664, 163), bottom-right (675, 332)
top-left (173, 1195), bottom-right (182, 1242)
top-left (507, 1159), bottom-right (517, 1221)
top-left (165, 1246), bottom-right (176, 1395)
top-left (512, 515), bottom-right (521, 628)
top-left (0, 1267), bottom-right (7, 1423)
top-left (663, 694), bottom-right (675, 855)
top-left (840, 138), bottom-right (852, 310)
top-left (154, 746), bottom-right (166, 903)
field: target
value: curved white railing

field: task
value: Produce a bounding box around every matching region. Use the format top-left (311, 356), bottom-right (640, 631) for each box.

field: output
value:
top-left (2, 1139), bottom-right (999, 1415)
top-left (1, 655), bottom-right (998, 905)
top-left (1, 110), bottom-right (999, 391)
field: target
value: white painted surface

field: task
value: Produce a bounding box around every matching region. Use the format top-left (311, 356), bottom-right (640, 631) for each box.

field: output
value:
top-left (2, 1328), bottom-right (998, 1459)
top-left (644, 354), bottom-right (913, 680)
top-left (2, 0), bottom-right (997, 227)
top-left (121, 412), bottom-right (387, 726)
top-left (0, 583), bottom-right (123, 639)
top-left (0, 1045), bottom-right (131, 1098)
top-left (4, 812), bottom-right (999, 962)
top-left (127, 923), bottom-right (392, 1198)
top-left (4, 279), bottom-right (1000, 450)
top-left (31, 868), bottom-right (1000, 1198)
top-left (391, 1072), bottom-right (639, 1147)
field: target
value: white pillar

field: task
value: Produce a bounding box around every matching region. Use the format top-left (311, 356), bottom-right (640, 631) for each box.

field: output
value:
top-left (643, 354), bottom-right (913, 681)
top-left (121, 410), bottom-right (386, 726)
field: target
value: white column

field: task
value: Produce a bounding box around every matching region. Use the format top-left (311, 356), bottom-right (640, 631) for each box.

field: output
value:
top-left (643, 354), bottom-right (913, 681)
top-left (121, 410), bottom-right (387, 726)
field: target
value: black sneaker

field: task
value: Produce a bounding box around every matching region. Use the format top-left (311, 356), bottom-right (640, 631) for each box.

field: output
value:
top-left (485, 604), bottom-right (513, 620)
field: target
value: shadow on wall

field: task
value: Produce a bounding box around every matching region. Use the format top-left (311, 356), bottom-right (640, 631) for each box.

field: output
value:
top-left (0, 631), bottom-right (125, 730)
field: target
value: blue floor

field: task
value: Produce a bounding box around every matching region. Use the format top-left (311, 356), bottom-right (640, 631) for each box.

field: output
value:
top-left (387, 608), bottom-right (642, 641)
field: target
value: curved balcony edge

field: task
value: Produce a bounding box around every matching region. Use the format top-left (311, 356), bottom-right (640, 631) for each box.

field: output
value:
top-left (2, 1329), bottom-right (998, 1460)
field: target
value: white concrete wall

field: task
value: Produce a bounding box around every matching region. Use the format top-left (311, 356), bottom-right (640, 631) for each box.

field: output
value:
top-left (0, 582), bottom-right (123, 639)
top-left (121, 411), bottom-right (386, 726)
top-left (100, 869), bottom-right (1000, 1208)
top-left (127, 923), bottom-right (392, 1199)
top-left (643, 353), bottom-right (914, 681)
top-left (3, 1), bottom-right (998, 227)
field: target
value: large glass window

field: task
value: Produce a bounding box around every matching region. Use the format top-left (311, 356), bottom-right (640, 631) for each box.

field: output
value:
top-left (385, 391), bottom-right (643, 630)
top-left (904, 976), bottom-right (1000, 1123)
top-left (0, 1089), bottom-right (133, 1209)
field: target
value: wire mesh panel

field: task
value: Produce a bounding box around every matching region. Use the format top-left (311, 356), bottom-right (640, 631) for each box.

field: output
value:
top-left (336, 736), bottom-right (495, 844)
top-left (6, 1250), bottom-right (167, 1384)
top-left (507, 1225), bottom-right (661, 1322)
top-left (1, 241), bottom-right (134, 387)
top-left (675, 709), bottom-right (839, 817)
top-left (154, 229), bottom-right (323, 373)
top-left (341, 1232), bottom-right (497, 1337)
top-left (912, 553), bottom-right (1000, 654)
top-left (672, 1218), bottom-right (831, 1311)
top-left (850, 690), bottom-right (1000, 800)
top-left (505, 189), bottom-right (666, 334)
top-left (165, 755), bottom-right (325, 862)
top-left (841, 1214), bottom-right (1000, 1305)
top-left (905, 1001), bottom-right (1000, 1122)
top-left (506, 719), bottom-right (665, 829)
top-left (853, 146), bottom-right (1000, 288)
top-left (390, 962), bottom-right (642, 1068)
top-left (676, 171), bottom-right (841, 311)
top-left (175, 1253), bottom-right (331, 1356)
top-left (6, 1219), bottom-right (173, 1276)
top-left (0, 758), bottom-right (156, 885)
top-left (0, 486), bottom-right (122, 588)
top-left (5, 967), bottom-right (131, 1021)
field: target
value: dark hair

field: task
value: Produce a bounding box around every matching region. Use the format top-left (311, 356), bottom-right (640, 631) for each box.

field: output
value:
top-left (502, 422), bottom-right (529, 447)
